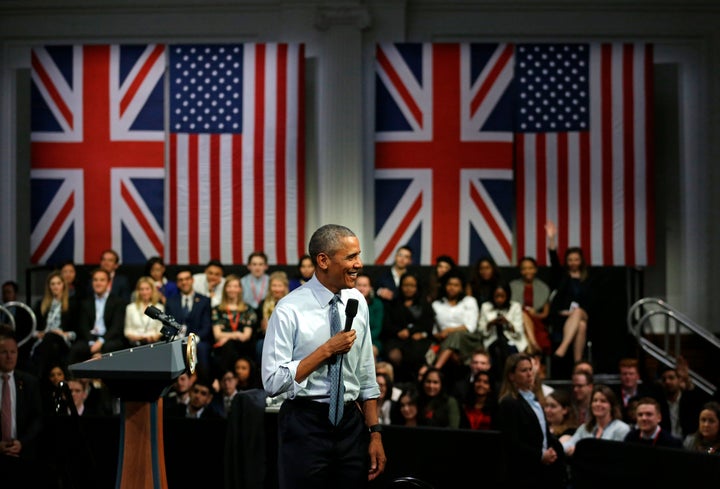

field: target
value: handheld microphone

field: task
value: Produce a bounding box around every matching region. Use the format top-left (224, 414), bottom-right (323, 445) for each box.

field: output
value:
top-left (344, 298), bottom-right (359, 332)
top-left (145, 305), bottom-right (182, 339)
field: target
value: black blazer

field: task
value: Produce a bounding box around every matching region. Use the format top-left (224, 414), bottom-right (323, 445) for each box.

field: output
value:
top-left (7, 370), bottom-right (43, 461)
top-left (165, 293), bottom-right (213, 343)
top-left (496, 393), bottom-right (567, 488)
top-left (624, 428), bottom-right (684, 449)
top-left (76, 293), bottom-right (128, 353)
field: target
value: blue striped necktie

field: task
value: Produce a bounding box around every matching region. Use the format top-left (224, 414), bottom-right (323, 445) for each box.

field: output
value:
top-left (328, 294), bottom-right (344, 425)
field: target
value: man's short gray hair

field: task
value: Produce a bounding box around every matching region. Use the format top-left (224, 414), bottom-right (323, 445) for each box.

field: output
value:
top-left (308, 224), bottom-right (356, 266)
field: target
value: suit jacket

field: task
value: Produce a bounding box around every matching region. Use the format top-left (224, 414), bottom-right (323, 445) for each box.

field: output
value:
top-left (5, 370), bottom-right (43, 461)
top-left (165, 293), bottom-right (213, 343)
top-left (624, 427), bottom-right (684, 449)
top-left (77, 293), bottom-right (128, 354)
top-left (658, 387), bottom-right (711, 438)
top-left (496, 393), bottom-right (567, 489)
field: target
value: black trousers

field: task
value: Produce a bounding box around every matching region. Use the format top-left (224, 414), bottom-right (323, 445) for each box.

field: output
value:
top-left (277, 397), bottom-right (369, 489)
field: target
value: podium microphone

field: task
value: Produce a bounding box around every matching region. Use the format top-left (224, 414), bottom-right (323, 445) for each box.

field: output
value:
top-left (145, 305), bottom-right (182, 340)
top-left (344, 298), bottom-right (359, 332)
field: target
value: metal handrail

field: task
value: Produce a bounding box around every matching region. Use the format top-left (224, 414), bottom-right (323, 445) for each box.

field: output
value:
top-left (627, 297), bottom-right (718, 396)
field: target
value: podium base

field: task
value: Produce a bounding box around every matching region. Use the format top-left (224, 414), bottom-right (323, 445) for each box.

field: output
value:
top-left (116, 399), bottom-right (168, 489)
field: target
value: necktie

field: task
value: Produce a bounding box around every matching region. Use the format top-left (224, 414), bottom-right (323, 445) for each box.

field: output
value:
top-left (1, 374), bottom-right (11, 442)
top-left (328, 294), bottom-right (345, 425)
top-left (183, 297), bottom-right (190, 318)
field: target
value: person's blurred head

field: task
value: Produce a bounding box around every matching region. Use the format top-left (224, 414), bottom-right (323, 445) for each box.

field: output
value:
top-left (219, 369), bottom-right (239, 397)
top-left (60, 261), bottom-right (77, 286)
top-left (355, 272), bottom-right (373, 299)
top-left (571, 371), bottom-right (594, 403)
top-left (175, 269), bottom-right (194, 295)
top-left (469, 349), bottom-right (491, 375)
top-left (573, 360), bottom-right (594, 376)
top-left (246, 251), bottom-right (269, 278)
top-left (442, 269), bottom-right (466, 301)
top-left (268, 271), bottom-right (289, 300)
top-left (697, 401), bottom-right (720, 443)
top-left (134, 276), bottom-right (159, 305)
top-left (471, 370), bottom-right (493, 398)
top-left (398, 386), bottom-right (419, 424)
top-left (564, 247), bottom-right (588, 279)
top-left (0, 332), bottom-right (17, 373)
top-left (297, 254), bottom-right (315, 281)
top-left (434, 255), bottom-right (456, 278)
top-left (204, 260), bottom-right (225, 288)
top-left (475, 257), bottom-right (499, 282)
top-left (144, 256), bottom-right (167, 283)
top-left (393, 246), bottom-right (413, 270)
top-left (48, 365), bottom-right (67, 386)
top-left (68, 378), bottom-right (89, 409)
top-left (588, 384), bottom-right (622, 425)
top-left (490, 282), bottom-right (512, 309)
top-left (46, 271), bottom-right (67, 300)
top-left (544, 389), bottom-right (576, 428)
top-left (2, 281), bottom-right (18, 302)
top-left (90, 268), bottom-right (111, 296)
top-left (99, 249), bottom-right (120, 274)
top-left (420, 367), bottom-right (444, 398)
top-left (634, 397), bottom-right (663, 436)
top-left (189, 379), bottom-right (213, 410)
top-left (659, 367), bottom-right (682, 396)
top-left (376, 372), bottom-right (392, 402)
top-left (505, 352), bottom-right (534, 393)
top-left (398, 272), bottom-right (422, 302)
top-left (618, 358), bottom-right (641, 390)
top-left (220, 275), bottom-right (243, 306)
top-left (175, 372), bottom-right (196, 395)
top-left (375, 361), bottom-right (395, 383)
top-left (518, 256), bottom-right (539, 282)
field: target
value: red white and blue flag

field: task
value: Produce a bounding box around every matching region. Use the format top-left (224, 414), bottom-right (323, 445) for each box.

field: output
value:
top-left (515, 43), bottom-right (654, 266)
top-left (168, 43), bottom-right (305, 265)
top-left (30, 44), bottom-right (166, 265)
top-left (374, 43), bottom-right (515, 266)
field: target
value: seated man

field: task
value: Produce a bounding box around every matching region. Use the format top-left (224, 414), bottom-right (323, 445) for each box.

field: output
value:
top-left (193, 260), bottom-right (225, 308)
top-left (165, 373), bottom-right (219, 419)
top-left (624, 396), bottom-right (683, 448)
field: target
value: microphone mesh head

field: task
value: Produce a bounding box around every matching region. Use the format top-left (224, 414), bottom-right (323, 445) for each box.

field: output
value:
top-left (345, 298), bottom-right (359, 318)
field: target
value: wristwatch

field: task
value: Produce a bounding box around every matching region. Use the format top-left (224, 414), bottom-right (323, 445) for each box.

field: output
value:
top-left (368, 424), bottom-right (383, 434)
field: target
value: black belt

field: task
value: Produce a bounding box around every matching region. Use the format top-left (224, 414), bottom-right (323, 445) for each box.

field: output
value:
top-left (290, 397), bottom-right (357, 412)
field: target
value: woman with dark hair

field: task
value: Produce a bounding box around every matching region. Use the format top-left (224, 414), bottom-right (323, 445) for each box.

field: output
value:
top-left (683, 401), bottom-right (720, 455)
top-left (288, 254), bottom-right (315, 291)
top-left (417, 367), bottom-right (461, 428)
top-left (460, 370), bottom-right (498, 430)
top-left (381, 271), bottom-right (435, 383)
top-left (426, 254), bottom-right (457, 302)
top-left (466, 256), bottom-right (502, 306)
top-left (143, 256), bottom-right (179, 304)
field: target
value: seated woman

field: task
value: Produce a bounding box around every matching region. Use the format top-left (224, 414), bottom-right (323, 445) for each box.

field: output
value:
top-left (256, 271), bottom-right (290, 363)
top-left (143, 256), bottom-right (179, 305)
top-left (381, 272), bottom-right (435, 383)
top-left (509, 256), bottom-right (552, 355)
top-left (460, 370), bottom-right (498, 430)
top-left (431, 269), bottom-right (480, 375)
top-left (546, 221), bottom-right (593, 367)
top-left (211, 274), bottom-right (259, 378)
top-left (124, 276), bottom-right (164, 346)
top-left (417, 367), bottom-right (461, 428)
top-left (31, 271), bottom-right (80, 376)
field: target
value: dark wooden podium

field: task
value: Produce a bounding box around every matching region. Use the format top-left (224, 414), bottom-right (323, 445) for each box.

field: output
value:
top-left (70, 338), bottom-right (193, 489)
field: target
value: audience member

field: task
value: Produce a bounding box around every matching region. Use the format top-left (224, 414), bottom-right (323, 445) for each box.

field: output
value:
top-left (0, 329), bottom-right (44, 485)
top-left (71, 268), bottom-right (128, 362)
top-left (477, 282), bottom-right (530, 380)
top-left (656, 364), bottom-right (711, 439)
top-left (562, 384), bottom-right (631, 456)
top-left (460, 370), bottom-right (497, 430)
top-left (381, 271), bottom-right (435, 383)
top-left (376, 372), bottom-right (397, 425)
top-left (425, 254), bottom-right (457, 303)
top-left (356, 272), bottom-right (384, 360)
top-left (142, 256), bottom-right (179, 305)
top-left (546, 221), bottom-right (592, 373)
top-left (375, 245), bottom-right (413, 304)
top-left (66, 378), bottom-right (96, 416)
top-left (124, 276), bottom-right (164, 346)
top-left (530, 350), bottom-right (554, 398)
top-left (30, 271), bottom-right (79, 376)
top-left (431, 269), bottom-right (479, 377)
top-left (465, 256), bottom-right (501, 306)
top-left (450, 347), bottom-right (493, 401)
top-left (495, 352), bottom-right (567, 488)
top-left (613, 357), bottom-right (659, 424)
top-left (417, 366), bottom-right (461, 428)
top-left (165, 269), bottom-right (213, 369)
top-left (288, 254), bottom-right (315, 291)
top-left (209, 368), bottom-right (239, 418)
top-left (92, 249), bottom-right (132, 304)
top-left (256, 271), bottom-right (289, 363)
top-left (40, 364), bottom-right (70, 416)
top-left (163, 371), bottom-right (196, 410)
top-left (233, 355), bottom-right (262, 391)
top-left (573, 360), bottom-right (594, 376)
top-left (682, 401), bottom-right (720, 455)
top-left (624, 396), bottom-right (683, 448)
top-left (374, 361), bottom-right (404, 401)
top-left (0, 281), bottom-right (33, 367)
top-left (509, 256), bottom-right (552, 355)
top-left (166, 373), bottom-right (220, 419)
top-left (211, 274), bottom-right (259, 378)
top-left (390, 385), bottom-right (420, 427)
top-left (193, 259), bottom-right (226, 308)
top-left (544, 388), bottom-right (578, 445)
top-left (60, 260), bottom-right (83, 299)
top-left (241, 251), bottom-right (270, 310)
top-left (571, 370), bottom-right (594, 425)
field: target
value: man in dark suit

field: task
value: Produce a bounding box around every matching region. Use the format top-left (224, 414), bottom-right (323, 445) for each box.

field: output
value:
top-left (657, 365), bottom-right (711, 439)
top-left (71, 268), bottom-right (128, 363)
top-left (0, 328), bottom-right (43, 485)
top-left (165, 373), bottom-right (219, 419)
top-left (86, 249), bottom-right (132, 304)
top-left (165, 268), bottom-right (213, 370)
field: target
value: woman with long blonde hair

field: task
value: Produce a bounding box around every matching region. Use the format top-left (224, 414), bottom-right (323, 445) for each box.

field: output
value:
top-left (257, 271), bottom-right (289, 361)
top-left (124, 276), bottom-right (164, 345)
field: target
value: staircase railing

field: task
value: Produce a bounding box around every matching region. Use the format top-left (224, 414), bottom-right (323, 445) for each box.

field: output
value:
top-left (627, 297), bottom-right (719, 396)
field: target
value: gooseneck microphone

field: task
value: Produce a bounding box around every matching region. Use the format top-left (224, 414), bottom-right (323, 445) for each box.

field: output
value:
top-left (343, 298), bottom-right (359, 332)
top-left (145, 305), bottom-right (182, 340)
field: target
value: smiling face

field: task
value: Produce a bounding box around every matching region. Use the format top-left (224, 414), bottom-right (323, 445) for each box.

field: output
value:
top-left (590, 391), bottom-right (612, 421)
top-left (137, 280), bottom-right (154, 303)
top-left (635, 401), bottom-right (662, 435)
top-left (519, 258), bottom-right (537, 282)
top-left (269, 278), bottom-right (289, 300)
top-left (422, 370), bottom-right (443, 397)
top-left (316, 236), bottom-right (362, 293)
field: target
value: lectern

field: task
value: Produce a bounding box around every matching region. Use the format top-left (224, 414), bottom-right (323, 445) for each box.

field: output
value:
top-left (69, 336), bottom-right (197, 489)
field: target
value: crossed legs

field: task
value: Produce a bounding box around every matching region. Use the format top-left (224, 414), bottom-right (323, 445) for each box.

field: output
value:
top-left (553, 307), bottom-right (588, 362)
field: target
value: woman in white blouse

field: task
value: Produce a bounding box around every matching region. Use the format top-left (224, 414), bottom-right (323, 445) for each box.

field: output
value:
top-left (124, 276), bottom-right (164, 345)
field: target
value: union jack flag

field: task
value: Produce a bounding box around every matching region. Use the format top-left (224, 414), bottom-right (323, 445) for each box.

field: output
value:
top-left (514, 43), bottom-right (654, 266)
top-left (374, 43), bottom-right (515, 266)
top-left (30, 44), bottom-right (165, 265)
top-left (168, 43), bottom-right (305, 265)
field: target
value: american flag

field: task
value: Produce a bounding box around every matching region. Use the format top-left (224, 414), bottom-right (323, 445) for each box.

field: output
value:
top-left (168, 43), bottom-right (305, 265)
top-left (30, 44), bottom-right (166, 265)
top-left (374, 43), bottom-right (515, 266)
top-left (515, 43), bottom-right (654, 266)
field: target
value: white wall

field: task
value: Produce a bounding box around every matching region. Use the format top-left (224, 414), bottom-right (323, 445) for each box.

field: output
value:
top-left (1, 0), bottom-right (719, 330)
